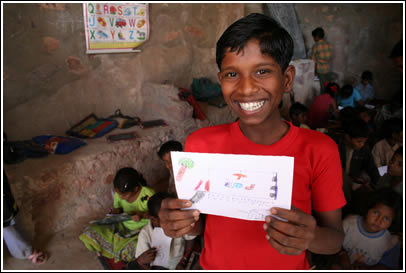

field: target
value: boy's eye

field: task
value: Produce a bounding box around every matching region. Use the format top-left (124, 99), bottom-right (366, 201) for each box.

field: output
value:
top-left (224, 72), bottom-right (237, 78)
top-left (384, 216), bottom-right (392, 222)
top-left (256, 69), bottom-right (270, 75)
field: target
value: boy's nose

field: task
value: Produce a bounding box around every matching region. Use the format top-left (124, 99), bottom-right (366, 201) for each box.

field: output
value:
top-left (239, 76), bottom-right (259, 95)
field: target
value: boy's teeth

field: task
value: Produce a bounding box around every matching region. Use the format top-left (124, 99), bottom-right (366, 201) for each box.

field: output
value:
top-left (239, 101), bottom-right (265, 111)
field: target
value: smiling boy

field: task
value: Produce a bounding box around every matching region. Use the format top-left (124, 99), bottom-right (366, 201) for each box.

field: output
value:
top-left (158, 13), bottom-right (346, 270)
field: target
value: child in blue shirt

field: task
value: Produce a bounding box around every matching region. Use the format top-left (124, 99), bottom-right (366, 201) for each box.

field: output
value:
top-left (355, 71), bottom-right (374, 103)
top-left (337, 84), bottom-right (363, 108)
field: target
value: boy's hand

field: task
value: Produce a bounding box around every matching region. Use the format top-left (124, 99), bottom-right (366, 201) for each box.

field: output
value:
top-left (158, 198), bottom-right (200, 238)
top-left (263, 206), bottom-right (316, 255)
top-left (137, 248), bottom-right (157, 265)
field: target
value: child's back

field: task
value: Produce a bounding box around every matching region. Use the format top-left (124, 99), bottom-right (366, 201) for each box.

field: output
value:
top-left (307, 82), bottom-right (338, 129)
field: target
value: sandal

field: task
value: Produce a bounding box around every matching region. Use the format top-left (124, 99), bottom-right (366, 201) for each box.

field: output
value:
top-left (28, 249), bottom-right (48, 265)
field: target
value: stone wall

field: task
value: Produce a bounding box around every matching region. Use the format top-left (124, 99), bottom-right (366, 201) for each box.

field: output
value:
top-left (3, 3), bottom-right (244, 140)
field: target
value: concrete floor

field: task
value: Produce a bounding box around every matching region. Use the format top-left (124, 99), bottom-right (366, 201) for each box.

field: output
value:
top-left (2, 222), bottom-right (103, 270)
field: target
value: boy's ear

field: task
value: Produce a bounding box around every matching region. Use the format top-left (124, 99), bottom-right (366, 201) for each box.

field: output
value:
top-left (217, 71), bottom-right (222, 83)
top-left (283, 65), bottom-right (296, 93)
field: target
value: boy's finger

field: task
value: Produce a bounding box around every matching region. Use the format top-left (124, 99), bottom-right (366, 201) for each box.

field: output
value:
top-left (159, 208), bottom-right (200, 222)
top-left (270, 206), bottom-right (314, 226)
top-left (266, 234), bottom-right (304, 256)
top-left (265, 218), bottom-right (309, 239)
top-left (161, 198), bottom-right (193, 210)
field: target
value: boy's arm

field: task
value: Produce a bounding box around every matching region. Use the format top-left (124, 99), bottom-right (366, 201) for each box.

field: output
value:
top-left (264, 206), bottom-right (344, 255)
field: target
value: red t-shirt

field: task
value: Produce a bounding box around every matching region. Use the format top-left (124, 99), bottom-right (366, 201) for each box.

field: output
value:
top-left (185, 121), bottom-right (346, 270)
top-left (307, 94), bottom-right (334, 129)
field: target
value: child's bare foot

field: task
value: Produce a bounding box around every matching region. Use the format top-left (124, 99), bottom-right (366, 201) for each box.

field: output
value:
top-left (28, 249), bottom-right (48, 265)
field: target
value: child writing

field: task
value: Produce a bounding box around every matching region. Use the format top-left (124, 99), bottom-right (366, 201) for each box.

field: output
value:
top-left (337, 188), bottom-right (401, 270)
top-left (332, 118), bottom-right (380, 191)
top-left (157, 140), bottom-right (183, 196)
top-left (355, 70), bottom-right (375, 103)
top-left (79, 167), bottom-right (155, 263)
top-left (289, 102), bottom-right (310, 129)
top-left (376, 147), bottom-right (403, 198)
top-left (337, 84), bottom-right (363, 108)
top-left (372, 117), bottom-right (403, 168)
top-left (307, 81), bottom-right (339, 129)
top-left (128, 192), bottom-right (196, 270)
top-left (158, 13), bottom-right (346, 270)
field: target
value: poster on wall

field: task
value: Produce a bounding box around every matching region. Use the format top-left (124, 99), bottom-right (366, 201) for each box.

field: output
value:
top-left (83, 3), bottom-right (149, 54)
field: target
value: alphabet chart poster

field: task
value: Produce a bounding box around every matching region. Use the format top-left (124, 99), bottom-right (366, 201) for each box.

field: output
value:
top-left (171, 152), bottom-right (294, 221)
top-left (83, 3), bottom-right (149, 53)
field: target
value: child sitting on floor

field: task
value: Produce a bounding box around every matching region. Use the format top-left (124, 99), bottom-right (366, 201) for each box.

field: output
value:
top-left (355, 70), bottom-right (375, 104)
top-left (332, 118), bottom-right (380, 191)
top-left (157, 140), bottom-right (183, 196)
top-left (337, 84), bottom-right (363, 108)
top-left (372, 117), bottom-right (403, 168)
top-left (128, 192), bottom-right (196, 270)
top-left (376, 147), bottom-right (403, 198)
top-left (336, 188), bottom-right (401, 270)
top-left (307, 81), bottom-right (339, 130)
top-left (289, 102), bottom-right (310, 129)
top-left (79, 167), bottom-right (155, 263)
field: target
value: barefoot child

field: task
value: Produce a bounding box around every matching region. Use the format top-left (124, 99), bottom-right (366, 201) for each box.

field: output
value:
top-left (158, 13), bottom-right (346, 270)
top-left (79, 167), bottom-right (155, 263)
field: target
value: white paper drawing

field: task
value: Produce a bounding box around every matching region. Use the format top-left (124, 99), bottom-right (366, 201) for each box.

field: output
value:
top-left (150, 227), bottom-right (172, 268)
top-left (171, 152), bottom-right (294, 221)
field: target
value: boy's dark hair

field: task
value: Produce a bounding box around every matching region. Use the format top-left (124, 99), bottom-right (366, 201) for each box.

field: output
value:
top-left (312, 27), bottom-right (325, 39)
top-left (382, 117), bottom-right (403, 140)
top-left (389, 40), bottom-right (402, 58)
top-left (216, 13), bottom-right (294, 72)
top-left (361, 70), bottom-right (373, 81)
top-left (148, 192), bottom-right (173, 218)
top-left (157, 140), bottom-right (183, 159)
top-left (289, 102), bottom-right (308, 119)
top-left (113, 167), bottom-right (147, 193)
top-left (324, 82), bottom-right (339, 98)
top-left (339, 84), bottom-right (354, 99)
top-left (344, 118), bottom-right (370, 139)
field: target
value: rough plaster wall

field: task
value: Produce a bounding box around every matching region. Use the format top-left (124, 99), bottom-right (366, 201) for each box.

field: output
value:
top-left (3, 3), bottom-right (244, 140)
top-left (295, 3), bottom-right (403, 100)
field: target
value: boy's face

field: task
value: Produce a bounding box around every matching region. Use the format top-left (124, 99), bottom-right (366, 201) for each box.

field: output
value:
top-left (162, 152), bottom-right (173, 171)
top-left (150, 216), bottom-right (160, 228)
top-left (217, 39), bottom-right (295, 128)
top-left (347, 136), bottom-right (368, 150)
top-left (297, 112), bottom-right (307, 124)
top-left (364, 203), bottom-right (394, 233)
top-left (359, 111), bottom-right (371, 123)
top-left (388, 153), bottom-right (403, 177)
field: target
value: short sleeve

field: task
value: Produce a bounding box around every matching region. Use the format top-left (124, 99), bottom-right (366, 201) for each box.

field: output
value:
top-left (113, 192), bottom-right (121, 209)
top-left (353, 89), bottom-right (362, 101)
top-left (135, 225), bottom-right (152, 258)
top-left (311, 138), bottom-right (347, 212)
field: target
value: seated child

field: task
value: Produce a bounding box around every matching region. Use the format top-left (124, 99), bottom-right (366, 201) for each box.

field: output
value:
top-left (372, 117), bottom-right (403, 168)
top-left (289, 102), bottom-right (310, 129)
top-left (79, 167), bottom-right (156, 263)
top-left (332, 118), bottom-right (380, 190)
top-left (307, 81), bottom-right (339, 129)
top-left (157, 140), bottom-right (183, 196)
top-left (337, 188), bottom-right (401, 270)
top-left (355, 70), bottom-right (375, 103)
top-left (337, 84), bottom-right (363, 108)
top-left (376, 147), bottom-right (403, 198)
top-left (129, 192), bottom-right (196, 270)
